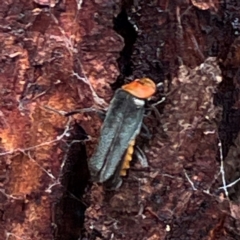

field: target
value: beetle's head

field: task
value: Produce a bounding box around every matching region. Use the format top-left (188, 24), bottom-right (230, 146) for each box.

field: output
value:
top-left (121, 78), bottom-right (156, 99)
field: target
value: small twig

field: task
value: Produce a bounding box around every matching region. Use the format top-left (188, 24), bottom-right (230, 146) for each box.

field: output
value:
top-left (71, 70), bottom-right (107, 106)
top-left (184, 169), bottom-right (197, 191)
top-left (76, 0), bottom-right (83, 10)
top-left (0, 189), bottom-right (24, 200)
top-left (27, 151), bottom-right (56, 180)
top-left (218, 140), bottom-right (228, 198)
top-left (219, 176), bottom-right (240, 190)
top-left (43, 105), bottom-right (68, 116)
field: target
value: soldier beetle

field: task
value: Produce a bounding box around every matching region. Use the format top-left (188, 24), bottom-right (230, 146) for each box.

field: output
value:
top-left (88, 78), bottom-right (157, 188)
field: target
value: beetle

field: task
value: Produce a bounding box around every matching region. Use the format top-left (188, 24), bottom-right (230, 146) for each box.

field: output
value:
top-left (88, 78), bottom-right (156, 188)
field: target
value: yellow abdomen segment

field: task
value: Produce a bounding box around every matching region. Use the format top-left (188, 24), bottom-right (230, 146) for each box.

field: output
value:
top-left (120, 139), bottom-right (136, 176)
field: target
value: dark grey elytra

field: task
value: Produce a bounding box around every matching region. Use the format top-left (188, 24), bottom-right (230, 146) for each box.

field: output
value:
top-left (88, 88), bottom-right (146, 187)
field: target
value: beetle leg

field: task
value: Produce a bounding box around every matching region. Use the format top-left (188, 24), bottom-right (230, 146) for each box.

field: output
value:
top-left (135, 146), bottom-right (149, 168)
top-left (64, 107), bottom-right (106, 120)
top-left (105, 177), bottom-right (123, 190)
top-left (151, 97), bottom-right (166, 107)
top-left (140, 123), bottom-right (152, 139)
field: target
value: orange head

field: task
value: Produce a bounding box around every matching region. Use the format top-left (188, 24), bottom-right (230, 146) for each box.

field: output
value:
top-left (121, 78), bottom-right (156, 99)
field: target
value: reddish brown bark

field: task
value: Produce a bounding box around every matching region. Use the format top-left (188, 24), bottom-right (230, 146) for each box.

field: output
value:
top-left (0, 0), bottom-right (240, 240)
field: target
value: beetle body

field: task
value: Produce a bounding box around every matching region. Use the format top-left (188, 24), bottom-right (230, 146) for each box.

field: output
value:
top-left (88, 78), bottom-right (156, 187)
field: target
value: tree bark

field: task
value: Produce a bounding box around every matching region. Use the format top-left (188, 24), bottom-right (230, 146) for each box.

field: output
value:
top-left (0, 0), bottom-right (240, 240)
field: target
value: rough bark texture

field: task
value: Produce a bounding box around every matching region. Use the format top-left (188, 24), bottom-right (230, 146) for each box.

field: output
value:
top-left (0, 0), bottom-right (122, 239)
top-left (0, 0), bottom-right (240, 240)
